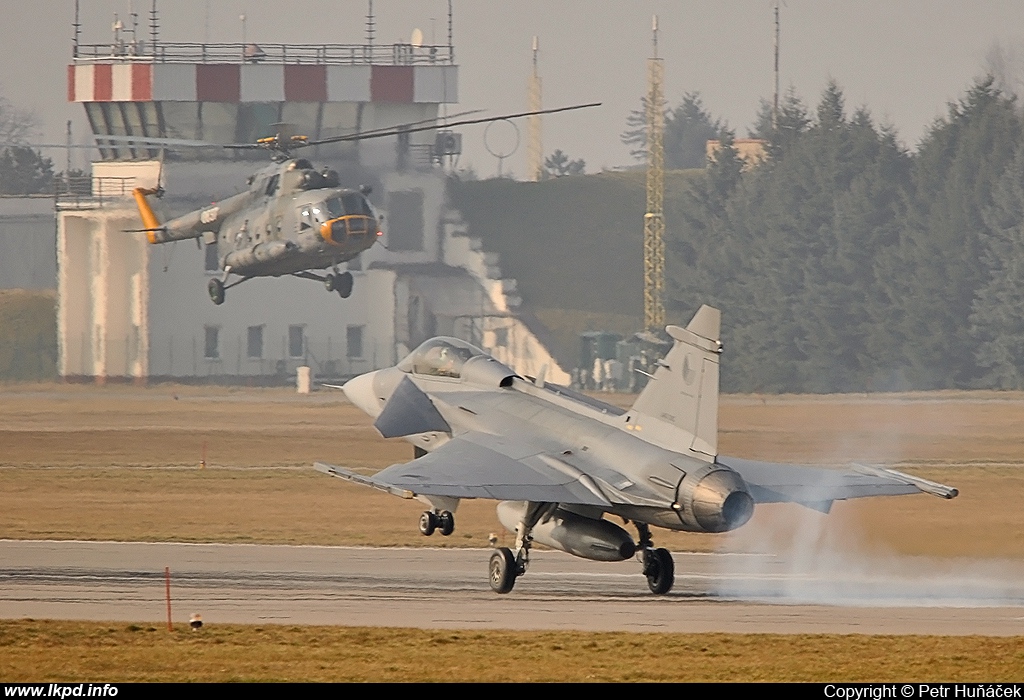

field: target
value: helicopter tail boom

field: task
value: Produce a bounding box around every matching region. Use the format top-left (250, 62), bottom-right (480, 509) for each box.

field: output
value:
top-left (131, 187), bottom-right (165, 244)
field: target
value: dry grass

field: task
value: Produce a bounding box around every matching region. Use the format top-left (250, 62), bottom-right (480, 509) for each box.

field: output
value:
top-left (2, 384), bottom-right (1024, 556)
top-left (2, 620), bottom-right (1023, 682)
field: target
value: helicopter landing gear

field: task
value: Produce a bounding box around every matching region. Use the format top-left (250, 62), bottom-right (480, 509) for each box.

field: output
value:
top-left (325, 271), bottom-right (353, 298)
top-left (635, 522), bottom-right (674, 595)
top-left (418, 510), bottom-right (455, 537)
top-left (208, 278), bottom-right (225, 305)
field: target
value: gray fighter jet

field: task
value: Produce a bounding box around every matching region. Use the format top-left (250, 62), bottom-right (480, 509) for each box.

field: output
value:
top-left (317, 305), bottom-right (957, 594)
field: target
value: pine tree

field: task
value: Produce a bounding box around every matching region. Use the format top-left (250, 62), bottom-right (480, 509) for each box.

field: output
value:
top-left (873, 77), bottom-right (1023, 388)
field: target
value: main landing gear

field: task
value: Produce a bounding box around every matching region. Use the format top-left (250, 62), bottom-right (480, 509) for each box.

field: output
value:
top-left (485, 512), bottom-right (676, 596)
top-left (292, 269), bottom-right (353, 299)
top-left (418, 510), bottom-right (455, 537)
top-left (207, 267), bottom-right (252, 305)
top-left (635, 522), bottom-right (674, 595)
top-left (488, 502), bottom-right (552, 594)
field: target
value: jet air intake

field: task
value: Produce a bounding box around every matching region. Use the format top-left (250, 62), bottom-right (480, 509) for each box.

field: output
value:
top-left (497, 501), bottom-right (636, 562)
top-left (677, 466), bottom-right (754, 533)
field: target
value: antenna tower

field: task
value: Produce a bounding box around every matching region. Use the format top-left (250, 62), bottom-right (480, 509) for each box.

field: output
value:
top-left (366, 0), bottom-right (376, 50)
top-left (772, 1), bottom-right (780, 130)
top-left (527, 36), bottom-right (543, 182)
top-left (643, 15), bottom-right (666, 333)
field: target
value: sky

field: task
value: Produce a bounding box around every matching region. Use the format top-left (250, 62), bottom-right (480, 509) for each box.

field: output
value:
top-left (3, 1), bottom-right (1024, 177)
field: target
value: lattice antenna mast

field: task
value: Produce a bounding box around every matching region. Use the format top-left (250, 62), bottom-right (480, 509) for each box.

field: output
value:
top-left (772, 1), bottom-right (780, 130)
top-left (366, 0), bottom-right (376, 52)
top-left (643, 15), bottom-right (666, 333)
top-left (527, 36), bottom-right (543, 182)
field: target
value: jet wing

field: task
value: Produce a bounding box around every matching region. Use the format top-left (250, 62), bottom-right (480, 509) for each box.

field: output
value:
top-left (717, 455), bottom-right (958, 511)
top-left (317, 432), bottom-right (618, 507)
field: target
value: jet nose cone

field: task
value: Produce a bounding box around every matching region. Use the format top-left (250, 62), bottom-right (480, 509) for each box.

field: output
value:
top-left (343, 371), bottom-right (380, 417)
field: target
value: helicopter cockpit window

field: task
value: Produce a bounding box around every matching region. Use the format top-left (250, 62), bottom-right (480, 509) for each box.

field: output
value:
top-left (325, 194), bottom-right (374, 219)
top-left (397, 337), bottom-right (483, 379)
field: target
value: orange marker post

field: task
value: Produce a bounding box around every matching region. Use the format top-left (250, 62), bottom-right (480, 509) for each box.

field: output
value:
top-left (165, 566), bottom-right (172, 631)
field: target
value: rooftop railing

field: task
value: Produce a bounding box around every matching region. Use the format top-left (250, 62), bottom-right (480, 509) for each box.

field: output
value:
top-left (73, 41), bottom-right (455, 66)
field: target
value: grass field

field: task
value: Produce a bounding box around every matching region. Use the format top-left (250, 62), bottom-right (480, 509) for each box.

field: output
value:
top-left (2, 620), bottom-right (1024, 682)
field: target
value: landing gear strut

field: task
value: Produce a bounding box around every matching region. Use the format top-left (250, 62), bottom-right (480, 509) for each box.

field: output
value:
top-left (635, 522), bottom-right (674, 595)
top-left (418, 510), bottom-right (455, 537)
top-left (488, 502), bottom-right (552, 594)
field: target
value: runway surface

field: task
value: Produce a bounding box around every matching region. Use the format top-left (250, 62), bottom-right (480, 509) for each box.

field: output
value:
top-left (3, 540), bottom-right (1024, 635)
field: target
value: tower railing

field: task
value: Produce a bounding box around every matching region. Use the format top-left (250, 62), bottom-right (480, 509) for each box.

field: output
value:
top-left (73, 42), bottom-right (455, 65)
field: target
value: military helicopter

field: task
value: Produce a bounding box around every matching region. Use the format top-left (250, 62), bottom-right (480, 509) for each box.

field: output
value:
top-left (124, 103), bottom-right (600, 305)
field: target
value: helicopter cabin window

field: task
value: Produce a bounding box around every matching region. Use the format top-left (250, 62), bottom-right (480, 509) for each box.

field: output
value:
top-left (346, 325), bottom-right (364, 359)
top-left (264, 174), bottom-right (279, 196)
top-left (204, 243), bottom-right (219, 272)
top-left (288, 325), bottom-right (305, 359)
top-left (247, 325), bottom-right (264, 359)
top-left (204, 326), bottom-right (220, 360)
top-left (298, 206), bottom-right (315, 231)
top-left (397, 337), bottom-right (482, 379)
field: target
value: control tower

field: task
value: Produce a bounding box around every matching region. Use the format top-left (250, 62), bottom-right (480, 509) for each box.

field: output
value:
top-left (68, 29), bottom-right (457, 167)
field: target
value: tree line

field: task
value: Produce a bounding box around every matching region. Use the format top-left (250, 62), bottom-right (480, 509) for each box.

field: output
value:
top-left (644, 77), bottom-right (1024, 393)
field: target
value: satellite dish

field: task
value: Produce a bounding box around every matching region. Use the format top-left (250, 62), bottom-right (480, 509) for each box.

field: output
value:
top-left (411, 28), bottom-right (424, 47)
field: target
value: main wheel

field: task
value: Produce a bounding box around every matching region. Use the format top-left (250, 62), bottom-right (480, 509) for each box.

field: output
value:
top-left (438, 510), bottom-right (455, 536)
top-left (207, 278), bottom-right (225, 305)
top-left (335, 271), bottom-right (354, 299)
top-left (645, 547), bottom-right (674, 595)
top-left (418, 511), bottom-right (438, 536)
top-left (324, 273), bottom-right (337, 292)
top-left (489, 547), bottom-right (517, 594)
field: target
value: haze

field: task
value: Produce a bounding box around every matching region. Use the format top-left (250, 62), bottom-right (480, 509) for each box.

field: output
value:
top-left (2, 1), bottom-right (1023, 175)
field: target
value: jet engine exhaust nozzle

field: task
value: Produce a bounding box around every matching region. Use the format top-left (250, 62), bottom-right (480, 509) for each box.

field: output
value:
top-left (690, 468), bottom-right (754, 533)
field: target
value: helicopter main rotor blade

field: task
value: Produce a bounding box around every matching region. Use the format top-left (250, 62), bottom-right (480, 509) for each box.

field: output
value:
top-left (319, 108), bottom-right (486, 142)
top-left (304, 102), bottom-right (601, 147)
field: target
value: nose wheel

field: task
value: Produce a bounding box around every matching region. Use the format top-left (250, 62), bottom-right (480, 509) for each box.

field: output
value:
top-left (324, 271), bottom-right (354, 298)
top-left (208, 278), bottom-right (225, 305)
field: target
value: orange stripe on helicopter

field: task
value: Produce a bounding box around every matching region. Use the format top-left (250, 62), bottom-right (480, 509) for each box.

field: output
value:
top-left (131, 187), bottom-right (163, 244)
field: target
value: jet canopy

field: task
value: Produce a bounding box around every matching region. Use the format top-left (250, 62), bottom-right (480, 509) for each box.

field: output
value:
top-left (398, 337), bottom-right (484, 379)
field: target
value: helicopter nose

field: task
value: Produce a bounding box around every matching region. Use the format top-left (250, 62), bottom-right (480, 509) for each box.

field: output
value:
top-left (343, 370), bottom-right (380, 417)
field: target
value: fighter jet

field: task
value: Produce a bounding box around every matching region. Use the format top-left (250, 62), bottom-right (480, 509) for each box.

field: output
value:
top-left (317, 305), bottom-right (958, 594)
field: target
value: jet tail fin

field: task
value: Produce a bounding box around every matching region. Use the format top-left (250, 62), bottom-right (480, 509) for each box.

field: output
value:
top-left (630, 305), bottom-right (722, 457)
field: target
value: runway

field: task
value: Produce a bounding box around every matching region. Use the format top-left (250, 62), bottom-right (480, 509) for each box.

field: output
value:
top-left (2, 540), bottom-right (1024, 635)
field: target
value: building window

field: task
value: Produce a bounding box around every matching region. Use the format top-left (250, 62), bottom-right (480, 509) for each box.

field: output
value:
top-left (288, 325), bottom-right (305, 358)
top-left (387, 189), bottom-right (424, 251)
top-left (247, 325), bottom-right (263, 359)
top-left (204, 243), bottom-right (219, 272)
top-left (346, 325), bottom-right (364, 359)
top-left (494, 327), bottom-right (509, 348)
top-left (204, 326), bottom-right (219, 359)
